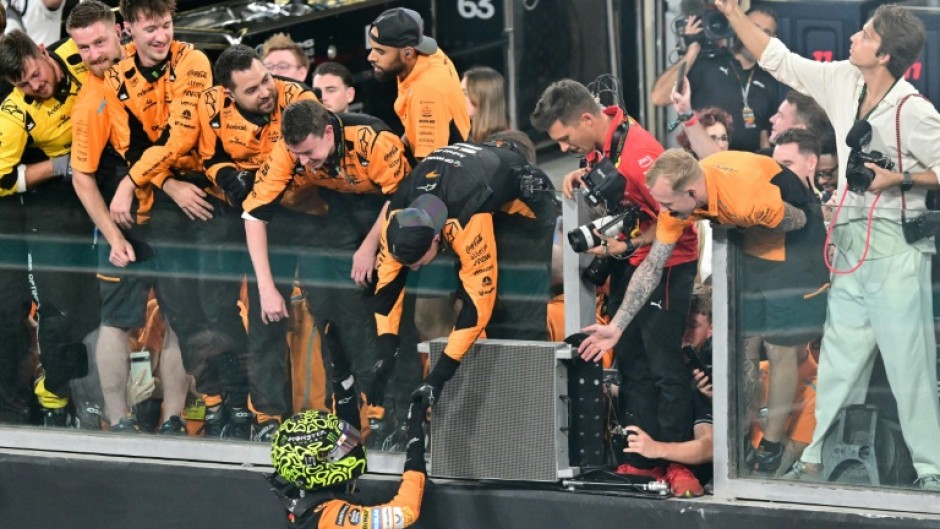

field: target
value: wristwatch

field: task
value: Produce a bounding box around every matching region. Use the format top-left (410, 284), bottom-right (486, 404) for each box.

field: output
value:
top-left (901, 171), bottom-right (913, 192)
top-left (676, 111), bottom-right (694, 123)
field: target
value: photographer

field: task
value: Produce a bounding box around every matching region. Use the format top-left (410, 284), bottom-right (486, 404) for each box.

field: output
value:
top-left (716, 0), bottom-right (940, 490)
top-left (531, 80), bottom-right (701, 497)
top-left (651, 4), bottom-right (778, 152)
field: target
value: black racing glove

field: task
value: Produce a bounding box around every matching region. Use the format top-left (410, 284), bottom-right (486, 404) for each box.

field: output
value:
top-left (322, 321), bottom-right (352, 385)
top-left (365, 334), bottom-right (400, 406)
top-left (410, 354), bottom-right (461, 408)
top-left (403, 400), bottom-right (429, 473)
top-left (216, 167), bottom-right (255, 205)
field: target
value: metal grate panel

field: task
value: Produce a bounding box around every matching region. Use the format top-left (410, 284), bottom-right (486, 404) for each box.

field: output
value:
top-left (426, 339), bottom-right (570, 482)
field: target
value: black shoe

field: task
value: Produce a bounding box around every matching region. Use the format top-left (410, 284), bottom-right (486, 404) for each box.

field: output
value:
top-left (201, 407), bottom-right (227, 439)
top-left (110, 416), bottom-right (141, 434)
top-left (751, 442), bottom-right (783, 474)
top-left (41, 407), bottom-right (71, 428)
top-left (251, 419), bottom-right (280, 443)
top-left (223, 407), bottom-right (254, 440)
top-left (73, 401), bottom-right (105, 430)
top-left (157, 415), bottom-right (188, 436)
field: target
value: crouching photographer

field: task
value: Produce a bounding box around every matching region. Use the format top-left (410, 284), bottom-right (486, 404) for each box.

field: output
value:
top-left (531, 79), bottom-right (702, 497)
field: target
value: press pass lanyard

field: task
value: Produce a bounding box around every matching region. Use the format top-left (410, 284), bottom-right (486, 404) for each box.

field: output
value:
top-left (732, 62), bottom-right (757, 129)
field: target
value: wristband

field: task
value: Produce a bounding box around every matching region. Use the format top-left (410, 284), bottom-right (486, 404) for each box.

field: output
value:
top-left (901, 171), bottom-right (913, 192)
top-left (16, 165), bottom-right (27, 193)
top-left (682, 113), bottom-right (698, 127)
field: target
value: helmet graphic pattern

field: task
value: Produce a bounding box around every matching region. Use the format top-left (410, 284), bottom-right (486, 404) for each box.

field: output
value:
top-left (271, 410), bottom-right (367, 490)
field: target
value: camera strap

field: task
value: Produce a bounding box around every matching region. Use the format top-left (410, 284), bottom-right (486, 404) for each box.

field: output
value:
top-left (608, 116), bottom-right (630, 166)
top-left (894, 93), bottom-right (929, 227)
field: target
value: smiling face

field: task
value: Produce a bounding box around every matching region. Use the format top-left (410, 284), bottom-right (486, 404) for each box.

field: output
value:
top-left (125, 11), bottom-right (173, 67)
top-left (228, 58), bottom-right (277, 115)
top-left (69, 21), bottom-right (123, 79)
top-left (11, 51), bottom-right (58, 99)
top-left (769, 100), bottom-right (802, 143)
top-left (286, 129), bottom-right (335, 170)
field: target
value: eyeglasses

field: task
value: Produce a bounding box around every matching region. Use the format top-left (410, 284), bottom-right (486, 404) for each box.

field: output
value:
top-left (815, 167), bottom-right (838, 179)
top-left (264, 62), bottom-right (299, 73)
top-left (709, 134), bottom-right (729, 143)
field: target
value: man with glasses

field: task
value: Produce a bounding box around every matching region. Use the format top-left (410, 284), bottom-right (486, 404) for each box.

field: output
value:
top-left (261, 33), bottom-right (310, 84)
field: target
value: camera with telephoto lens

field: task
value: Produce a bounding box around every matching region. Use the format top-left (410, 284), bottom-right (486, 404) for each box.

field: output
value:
top-left (674, 0), bottom-right (734, 57)
top-left (844, 120), bottom-right (895, 194)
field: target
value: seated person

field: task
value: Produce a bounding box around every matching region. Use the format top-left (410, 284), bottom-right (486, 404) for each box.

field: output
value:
top-left (620, 285), bottom-right (713, 495)
top-left (269, 322), bottom-right (429, 528)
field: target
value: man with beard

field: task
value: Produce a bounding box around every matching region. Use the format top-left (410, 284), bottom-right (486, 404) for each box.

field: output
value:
top-left (651, 6), bottom-right (779, 152)
top-left (195, 44), bottom-right (319, 441)
top-left (366, 7), bottom-right (469, 162)
top-left (0, 28), bottom-right (99, 426)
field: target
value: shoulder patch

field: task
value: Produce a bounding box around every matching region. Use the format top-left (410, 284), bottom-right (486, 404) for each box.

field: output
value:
top-left (0, 99), bottom-right (26, 124)
top-left (66, 53), bottom-right (83, 66)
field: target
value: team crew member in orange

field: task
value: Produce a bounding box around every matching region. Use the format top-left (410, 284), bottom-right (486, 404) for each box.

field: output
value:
top-left (195, 44), bottom-right (319, 440)
top-left (366, 141), bottom-right (554, 408)
top-left (244, 99), bottom-right (410, 402)
top-left (0, 29), bottom-right (99, 426)
top-left (67, 0), bottom-right (193, 434)
top-left (578, 148), bottom-right (824, 373)
top-left (367, 7), bottom-right (469, 162)
top-left (92, 0), bottom-right (251, 437)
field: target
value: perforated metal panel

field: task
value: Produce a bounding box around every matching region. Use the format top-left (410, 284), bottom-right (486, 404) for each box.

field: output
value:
top-left (423, 339), bottom-right (576, 482)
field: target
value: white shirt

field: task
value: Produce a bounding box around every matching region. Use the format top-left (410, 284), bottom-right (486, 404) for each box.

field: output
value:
top-left (759, 37), bottom-right (940, 257)
top-left (4, 0), bottom-right (64, 47)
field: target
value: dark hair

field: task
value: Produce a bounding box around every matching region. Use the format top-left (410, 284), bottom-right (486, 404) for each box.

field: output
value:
top-left (214, 45), bottom-right (262, 90)
top-left (0, 3), bottom-right (8, 34)
top-left (282, 100), bottom-right (331, 145)
top-left (872, 5), bottom-right (926, 80)
top-left (690, 284), bottom-right (712, 323)
top-left (66, 0), bottom-right (116, 32)
top-left (313, 61), bottom-right (353, 88)
top-left (774, 128), bottom-right (820, 158)
top-left (819, 128), bottom-right (837, 156)
top-left (746, 6), bottom-right (777, 24)
top-left (487, 129), bottom-right (536, 165)
top-left (783, 90), bottom-right (830, 138)
top-left (530, 79), bottom-right (601, 132)
top-left (0, 31), bottom-right (41, 83)
top-left (120, 0), bottom-right (176, 25)
top-left (676, 106), bottom-right (734, 153)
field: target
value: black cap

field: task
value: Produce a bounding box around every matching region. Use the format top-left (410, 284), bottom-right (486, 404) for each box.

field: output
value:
top-left (387, 194), bottom-right (448, 265)
top-left (370, 8), bottom-right (438, 55)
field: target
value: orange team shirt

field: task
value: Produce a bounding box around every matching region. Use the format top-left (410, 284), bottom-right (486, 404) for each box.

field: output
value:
top-left (101, 40), bottom-right (211, 190)
top-left (395, 50), bottom-right (470, 159)
top-left (196, 78), bottom-right (318, 200)
top-left (656, 150), bottom-right (787, 260)
top-left (295, 470), bottom-right (425, 528)
top-left (244, 113), bottom-right (411, 222)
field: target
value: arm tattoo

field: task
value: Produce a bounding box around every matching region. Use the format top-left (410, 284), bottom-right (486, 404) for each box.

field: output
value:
top-left (610, 240), bottom-right (675, 332)
top-left (772, 203), bottom-right (807, 233)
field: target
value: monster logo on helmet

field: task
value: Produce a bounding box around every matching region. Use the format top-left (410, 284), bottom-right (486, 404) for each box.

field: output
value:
top-left (271, 409), bottom-right (367, 489)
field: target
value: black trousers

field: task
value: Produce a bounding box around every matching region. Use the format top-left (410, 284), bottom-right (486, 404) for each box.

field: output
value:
top-left (148, 193), bottom-right (248, 402)
top-left (0, 197), bottom-right (32, 414)
top-left (25, 181), bottom-right (101, 397)
top-left (611, 259), bottom-right (697, 469)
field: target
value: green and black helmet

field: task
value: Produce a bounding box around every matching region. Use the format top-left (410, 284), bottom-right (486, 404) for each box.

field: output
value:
top-left (271, 410), bottom-right (367, 490)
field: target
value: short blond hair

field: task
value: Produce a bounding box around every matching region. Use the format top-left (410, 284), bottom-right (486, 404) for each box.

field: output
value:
top-left (645, 148), bottom-right (702, 191)
top-left (261, 33), bottom-right (310, 69)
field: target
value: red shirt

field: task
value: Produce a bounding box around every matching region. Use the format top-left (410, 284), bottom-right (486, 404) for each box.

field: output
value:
top-left (585, 107), bottom-right (698, 267)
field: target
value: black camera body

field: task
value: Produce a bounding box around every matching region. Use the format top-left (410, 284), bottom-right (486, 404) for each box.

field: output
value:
top-left (844, 119), bottom-right (895, 194)
top-left (845, 150), bottom-right (895, 194)
top-left (674, 0), bottom-right (733, 57)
